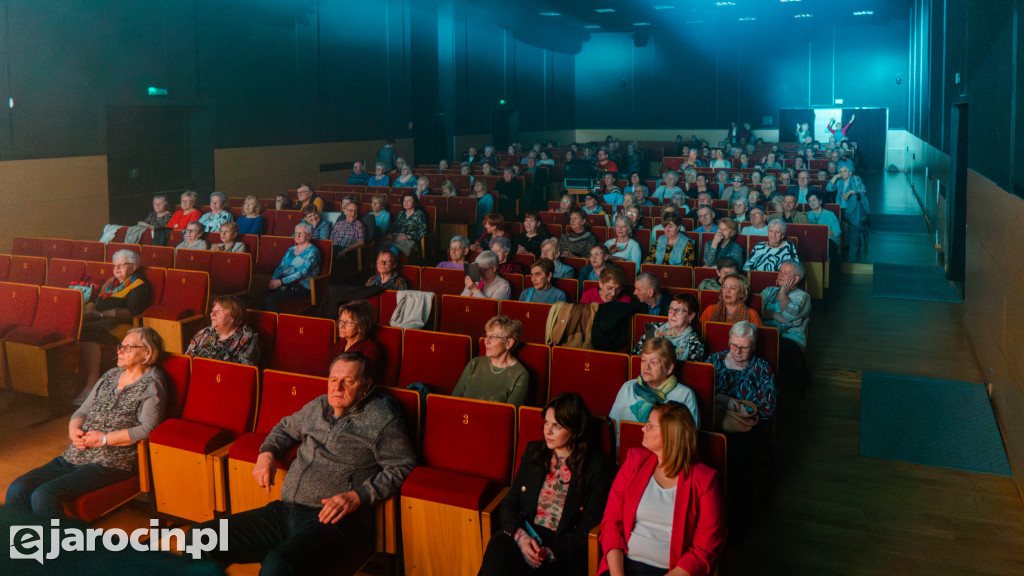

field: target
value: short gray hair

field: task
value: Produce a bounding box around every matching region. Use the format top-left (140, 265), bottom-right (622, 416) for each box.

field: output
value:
top-left (210, 191), bottom-right (227, 203)
top-left (636, 271), bottom-right (659, 291)
top-left (489, 236), bottom-right (512, 252)
top-left (613, 216), bottom-right (634, 235)
top-left (126, 326), bottom-right (163, 367)
top-left (663, 170), bottom-right (678, 181)
top-left (730, 320), bottom-right (758, 344)
top-left (111, 249), bottom-right (140, 266)
top-left (449, 235), bottom-right (470, 249)
top-left (768, 218), bottom-right (787, 234)
top-left (781, 259), bottom-right (805, 278)
top-left (476, 250), bottom-right (498, 270)
top-left (541, 237), bottom-right (560, 252)
top-left (295, 222), bottom-right (314, 234)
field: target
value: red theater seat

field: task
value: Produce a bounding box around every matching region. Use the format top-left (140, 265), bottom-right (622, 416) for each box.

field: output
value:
top-left (498, 300), bottom-right (552, 345)
top-left (440, 295), bottom-right (499, 350)
top-left (244, 309), bottom-right (277, 366)
top-left (549, 347), bottom-right (629, 417)
top-left (375, 326), bottom-right (402, 388)
top-left (398, 329), bottom-right (471, 395)
top-left (210, 251), bottom-right (252, 296)
top-left (0, 254), bottom-right (10, 281)
top-left (39, 238), bottom-right (74, 259)
top-left (420, 266), bottom-right (467, 296)
top-left (269, 314), bottom-right (334, 377)
top-left (9, 255), bottom-right (47, 285)
top-left (141, 269), bottom-right (208, 354)
top-left (45, 258), bottom-right (86, 288)
top-left (140, 245), bottom-right (175, 269)
top-left (4, 286), bottom-right (82, 397)
top-left (174, 248), bottom-right (212, 272)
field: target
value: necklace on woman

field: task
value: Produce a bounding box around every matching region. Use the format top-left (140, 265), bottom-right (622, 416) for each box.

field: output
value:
top-left (489, 360), bottom-right (508, 375)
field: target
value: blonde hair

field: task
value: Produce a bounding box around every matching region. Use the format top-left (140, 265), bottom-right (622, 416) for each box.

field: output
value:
top-left (242, 195), bottom-right (261, 217)
top-left (653, 401), bottom-right (698, 479)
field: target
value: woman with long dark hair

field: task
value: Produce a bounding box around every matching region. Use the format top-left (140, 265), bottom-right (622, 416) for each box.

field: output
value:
top-left (478, 393), bottom-right (612, 576)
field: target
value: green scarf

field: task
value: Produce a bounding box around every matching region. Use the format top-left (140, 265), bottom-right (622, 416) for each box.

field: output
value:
top-left (630, 374), bottom-right (678, 422)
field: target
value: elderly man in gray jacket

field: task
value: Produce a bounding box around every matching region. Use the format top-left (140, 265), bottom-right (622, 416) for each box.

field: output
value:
top-left (190, 351), bottom-right (416, 575)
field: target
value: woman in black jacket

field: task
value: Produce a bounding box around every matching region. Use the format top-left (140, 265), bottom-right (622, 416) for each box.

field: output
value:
top-left (478, 393), bottom-right (612, 576)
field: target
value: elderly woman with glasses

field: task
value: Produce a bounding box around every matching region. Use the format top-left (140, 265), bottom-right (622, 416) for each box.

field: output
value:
top-left (265, 222), bottom-right (322, 312)
top-left (744, 219), bottom-right (799, 272)
top-left (632, 292), bottom-right (705, 362)
top-left (451, 315), bottom-right (529, 407)
top-left (329, 299), bottom-right (383, 381)
top-left (606, 215), bottom-right (642, 273)
top-left (700, 272), bottom-right (762, 327)
top-left (462, 251), bottom-right (512, 301)
top-left (6, 327), bottom-right (168, 518)
top-left (611, 337), bottom-right (700, 428)
top-left (177, 221), bottom-right (209, 250)
top-left (185, 295), bottom-right (260, 366)
top-left (198, 191), bottom-right (233, 233)
top-left (438, 236), bottom-right (471, 270)
top-left (167, 190), bottom-right (202, 231)
top-left (491, 236), bottom-right (525, 275)
top-left (366, 249), bottom-right (408, 291)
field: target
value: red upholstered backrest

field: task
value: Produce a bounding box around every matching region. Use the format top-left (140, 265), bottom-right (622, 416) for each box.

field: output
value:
top-left (269, 314), bottom-right (334, 377)
top-left (400, 265), bottom-right (421, 290)
top-left (33, 287), bottom-right (83, 340)
top-left (311, 239), bottom-right (332, 277)
top-left (140, 245), bottom-right (175, 270)
top-left (787, 224), bottom-right (828, 262)
top-left (515, 342), bottom-right (549, 408)
top-left (498, 273), bottom-right (524, 300)
top-left (272, 210), bottom-right (304, 237)
top-left (106, 243), bottom-right (141, 262)
top-left (45, 259), bottom-right (86, 288)
top-left (420, 267), bottom-right (467, 297)
top-left (160, 269), bottom-right (208, 316)
top-left (398, 330), bottom-right (471, 395)
top-left (379, 290), bottom-right (398, 326)
top-left (699, 289), bottom-right (720, 313)
top-left (552, 279), bottom-right (578, 303)
top-left (497, 297), bottom-right (552, 342)
top-left (618, 421), bottom-right (647, 466)
top-left (138, 267), bottom-right (165, 306)
top-left (515, 406), bottom-right (545, 475)
top-left (423, 395), bottom-right (516, 484)
top-left (40, 238), bottom-right (74, 259)
top-left (748, 270), bottom-right (779, 295)
top-left (548, 347), bottom-right (629, 417)
top-left (631, 314), bottom-right (667, 350)
top-left (440, 295), bottom-right (499, 344)
top-left (210, 252), bottom-right (252, 296)
top-left (181, 357), bottom-right (258, 439)
top-left (71, 239), bottom-right (105, 260)
top-left (9, 256), bottom-right (47, 285)
top-left (11, 237), bottom-right (40, 256)
top-left (255, 236), bottom-right (293, 275)
top-left (681, 361), bottom-right (716, 430)
top-left (245, 310), bottom-right (277, 365)
top-left (236, 234), bottom-right (259, 257)
top-left (375, 326), bottom-right (402, 388)
top-left (0, 282), bottom-right (38, 333)
top-left (257, 370), bottom-right (326, 434)
top-left (174, 249), bottom-right (213, 272)
top-left (0, 254), bottom-right (10, 281)
top-left (159, 353), bottom-right (191, 419)
top-left (692, 266), bottom-right (718, 288)
top-left (703, 321), bottom-right (731, 356)
top-left (380, 386), bottom-right (420, 443)
top-left (84, 261), bottom-right (115, 286)
top-left (698, 432), bottom-right (727, 481)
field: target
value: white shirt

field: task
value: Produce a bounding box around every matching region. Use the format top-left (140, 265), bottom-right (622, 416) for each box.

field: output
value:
top-left (626, 475), bottom-right (676, 569)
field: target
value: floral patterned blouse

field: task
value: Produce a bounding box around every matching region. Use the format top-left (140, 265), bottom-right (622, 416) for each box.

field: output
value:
top-left (532, 453), bottom-right (572, 531)
top-left (394, 209), bottom-right (427, 242)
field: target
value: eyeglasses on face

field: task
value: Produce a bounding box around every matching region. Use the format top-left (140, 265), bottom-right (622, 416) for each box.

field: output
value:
top-left (117, 344), bottom-right (144, 353)
top-left (482, 334), bottom-right (507, 342)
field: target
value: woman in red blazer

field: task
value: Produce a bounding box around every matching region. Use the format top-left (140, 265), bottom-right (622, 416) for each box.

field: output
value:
top-left (598, 402), bottom-right (726, 576)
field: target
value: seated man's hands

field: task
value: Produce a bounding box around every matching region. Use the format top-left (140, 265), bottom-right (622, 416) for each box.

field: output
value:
top-left (319, 491), bottom-right (361, 524)
top-left (252, 452), bottom-right (277, 494)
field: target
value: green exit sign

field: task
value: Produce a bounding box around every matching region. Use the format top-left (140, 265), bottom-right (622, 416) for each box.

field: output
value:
top-left (148, 87), bottom-right (168, 96)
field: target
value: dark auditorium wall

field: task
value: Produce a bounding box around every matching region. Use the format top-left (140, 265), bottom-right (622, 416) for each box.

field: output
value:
top-left (574, 18), bottom-right (910, 132)
top-left (907, 0), bottom-right (1024, 495)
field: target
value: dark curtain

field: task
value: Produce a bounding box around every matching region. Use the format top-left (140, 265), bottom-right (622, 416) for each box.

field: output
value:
top-left (842, 108), bottom-right (887, 170)
top-left (778, 109), bottom-right (817, 143)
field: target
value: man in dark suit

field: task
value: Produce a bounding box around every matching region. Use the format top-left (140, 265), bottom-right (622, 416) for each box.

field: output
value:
top-left (787, 170), bottom-right (821, 204)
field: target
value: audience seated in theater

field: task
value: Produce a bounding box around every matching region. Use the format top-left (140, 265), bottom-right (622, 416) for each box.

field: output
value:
top-left (472, 212), bottom-right (511, 253)
top-left (265, 222), bottom-right (321, 312)
top-left (236, 195), bottom-right (265, 236)
top-left (732, 197), bottom-right (750, 223)
top-left (681, 167), bottom-right (698, 195)
top-left (392, 164), bottom-right (417, 188)
top-left (473, 179), bottom-right (497, 239)
top-left (624, 206), bottom-right (643, 232)
top-left (598, 173), bottom-right (624, 207)
top-left (480, 162), bottom-right (496, 177)
top-left (650, 205), bottom-right (677, 237)
top-left (381, 192), bottom-right (426, 258)
top-left (369, 194), bottom-right (391, 241)
top-left (606, 216), bottom-right (642, 273)
top-left (561, 209), bottom-right (599, 259)
top-left (346, 160), bottom-right (370, 185)
top-left (681, 147), bottom-right (706, 169)
top-left (365, 249), bottom-right (407, 291)
top-left (596, 147), bottom-right (618, 174)
top-left (329, 202), bottom-right (366, 257)
top-left (437, 159), bottom-right (450, 172)
top-left (6, 327), bottom-right (168, 518)
top-left (762, 153), bottom-right (782, 171)
top-left (413, 176), bottom-right (431, 198)
top-left (653, 170), bottom-right (684, 203)
top-left (726, 174), bottom-right (748, 203)
top-left (167, 190), bottom-right (202, 232)
top-left (711, 170), bottom-right (730, 199)
top-left (275, 193), bottom-right (292, 211)
top-left (694, 205), bottom-right (718, 235)
top-left (744, 219), bottom-right (799, 272)
top-left (440, 180), bottom-right (458, 197)
top-left (541, 238), bottom-right (575, 280)
top-left (579, 244), bottom-right (611, 283)
top-left (198, 191), bottom-right (233, 233)
top-left (479, 393), bottom-right (612, 576)
top-left (769, 192), bottom-right (809, 225)
top-left (555, 193), bottom-right (574, 222)
top-left (461, 251), bottom-right (511, 301)
top-left (827, 165), bottom-right (870, 255)
top-left (597, 401), bottom-right (725, 576)
top-left (647, 213), bottom-right (696, 267)
top-left (632, 272), bottom-right (671, 316)
top-left (703, 218), bottom-right (744, 268)
top-left (697, 257), bottom-right (740, 292)
top-left (491, 236), bottom-right (525, 275)
top-left (294, 183), bottom-right (325, 213)
top-left (176, 221), bottom-right (209, 251)
top-left (188, 351), bottom-right (415, 574)
top-left (78, 249), bottom-right (153, 398)
top-left (632, 292), bottom-right (705, 363)
top-left (707, 320), bottom-right (775, 538)
top-left (520, 258), bottom-right (567, 304)
top-left (582, 192), bottom-right (606, 216)
top-left (186, 295), bottom-right (260, 366)
top-left (710, 148), bottom-right (731, 169)
top-left (451, 315), bottom-right (528, 406)
top-left (438, 235), bottom-right (471, 270)
top-left (301, 205), bottom-right (331, 240)
top-left (465, 146), bottom-right (480, 164)
top-left (761, 174), bottom-right (778, 201)
top-left (761, 260), bottom-right (810, 392)
top-left (330, 300), bottom-right (381, 380)
top-left (805, 190), bottom-right (841, 255)
top-left (741, 205), bottom-right (769, 236)
top-left (367, 162), bottom-right (391, 187)
top-left (581, 265), bottom-right (630, 305)
top-left (700, 272), bottom-right (762, 326)
top-left (394, 157), bottom-right (407, 175)
top-left (611, 337), bottom-right (699, 427)
top-left (210, 222), bottom-right (247, 253)
top-left (515, 210), bottom-right (548, 259)
top-left (138, 194), bottom-right (172, 230)
top-left (788, 170), bottom-right (819, 203)
top-left (459, 162), bottom-right (475, 186)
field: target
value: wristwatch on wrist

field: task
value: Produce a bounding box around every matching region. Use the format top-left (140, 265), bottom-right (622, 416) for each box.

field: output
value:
top-left (102, 434), bottom-right (108, 446)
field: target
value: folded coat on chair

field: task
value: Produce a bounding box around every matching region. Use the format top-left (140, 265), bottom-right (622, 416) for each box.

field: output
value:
top-left (390, 290), bottom-right (434, 329)
top-left (545, 301), bottom-right (598, 349)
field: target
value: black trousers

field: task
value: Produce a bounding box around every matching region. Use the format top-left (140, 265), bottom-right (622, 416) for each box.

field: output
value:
top-left (478, 526), bottom-right (585, 576)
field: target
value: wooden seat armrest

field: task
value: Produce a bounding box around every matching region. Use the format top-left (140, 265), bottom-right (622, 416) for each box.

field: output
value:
top-left (137, 439), bottom-right (152, 493)
top-left (588, 525), bottom-right (602, 576)
top-left (480, 486), bottom-right (509, 548)
top-left (208, 442), bottom-right (234, 513)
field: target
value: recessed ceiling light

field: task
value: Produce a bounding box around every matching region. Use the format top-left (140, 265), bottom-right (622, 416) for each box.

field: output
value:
top-left (539, 12), bottom-right (560, 16)
top-left (715, 1), bottom-right (736, 6)
top-left (584, 25), bottom-right (602, 29)
top-left (738, 17), bottom-right (756, 21)
top-left (633, 22), bottom-right (651, 26)
top-left (780, 0), bottom-right (801, 3)
top-left (794, 13), bottom-right (813, 18)
top-left (685, 20), bottom-right (704, 24)
top-left (653, 5), bottom-right (675, 9)
top-left (594, 8), bottom-right (615, 13)
top-left (853, 11), bottom-right (874, 16)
